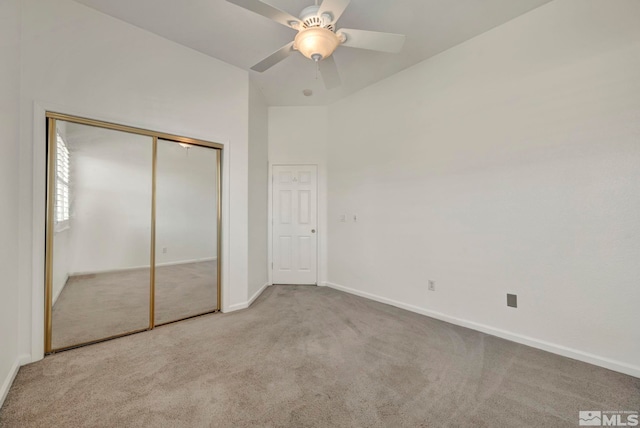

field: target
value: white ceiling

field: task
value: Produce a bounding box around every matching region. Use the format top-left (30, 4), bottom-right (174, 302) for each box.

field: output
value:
top-left (72, 0), bottom-right (552, 106)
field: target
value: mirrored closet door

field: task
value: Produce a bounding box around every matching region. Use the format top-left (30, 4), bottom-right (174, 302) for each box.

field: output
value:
top-left (154, 140), bottom-right (219, 325)
top-left (45, 113), bottom-right (222, 353)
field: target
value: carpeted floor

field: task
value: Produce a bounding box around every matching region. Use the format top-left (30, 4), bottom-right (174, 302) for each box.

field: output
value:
top-left (3, 285), bottom-right (638, 427)
top-left (52, 261), bottom-right (217, 349)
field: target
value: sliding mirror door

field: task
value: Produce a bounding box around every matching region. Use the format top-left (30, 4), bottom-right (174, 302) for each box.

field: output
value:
top-left (45, 113), bottom-right (222, 353)
top-left (48, 120), bottom-right (153, 351)
top-left (154, 140), bottom-right (220, 325)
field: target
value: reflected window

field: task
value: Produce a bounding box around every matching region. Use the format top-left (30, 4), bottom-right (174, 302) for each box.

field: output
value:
top-left (55, 132), bottom-right (70, 227)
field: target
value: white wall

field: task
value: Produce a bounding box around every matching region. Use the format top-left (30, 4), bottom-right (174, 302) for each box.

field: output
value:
top-left (248, 81), bottom-right (269, 300)
top-left (19, 0), bottom-right (249, 362)
top-left (327, 0), bottom-right (640, 376)
top-left (268, 107), bottom-right (329, 286)
top-left (0, 0), bottom-right (25, 408)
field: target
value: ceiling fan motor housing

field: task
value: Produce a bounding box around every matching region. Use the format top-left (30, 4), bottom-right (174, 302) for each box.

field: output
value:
top-left (293, 4), bottom-right (342, 61)
top-left (299, 5), bottom-right (334, 31)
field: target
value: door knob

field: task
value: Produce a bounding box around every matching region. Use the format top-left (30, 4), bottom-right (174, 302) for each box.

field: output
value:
top-left (311, 229), bottom-right (316, 233)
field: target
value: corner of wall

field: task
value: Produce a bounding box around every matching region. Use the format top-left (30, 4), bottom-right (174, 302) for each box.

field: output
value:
top-left (0, 354), bottom-right (31, 410)
top-left (248, 80), bottom-right (269, 299)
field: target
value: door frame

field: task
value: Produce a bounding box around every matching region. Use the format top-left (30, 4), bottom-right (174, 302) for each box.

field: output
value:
top-left (268, 163), bottom-right (320, 286)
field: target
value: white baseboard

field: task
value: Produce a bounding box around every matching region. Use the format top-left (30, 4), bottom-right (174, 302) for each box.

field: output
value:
top-left (326, 282), bottom-right (640, 379)
top-left (52, 274), bottom-right (69, 306)
top-left (248, 282), bottom-right (270, 307)
top-left (155, 257), bottom-right (217, 269)
top-left (69, 257), bottom-right (217, 276)
top-left (0, 354), bottom-right (31, 410)
top-left (224, 302), bottom-right (248, 312)
top-left (223, 282), bottom-right (271, 313)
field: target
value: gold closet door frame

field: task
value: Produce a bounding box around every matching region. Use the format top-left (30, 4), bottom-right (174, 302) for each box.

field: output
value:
top-left (152, 139), bottom-right (222, 328)
top-left (44, 112), bottom-right (223, 354)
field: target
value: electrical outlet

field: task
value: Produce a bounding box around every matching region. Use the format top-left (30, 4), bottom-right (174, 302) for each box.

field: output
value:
top-left (428, 280), bottom-right (435, 291)
top-left (507, 294), bottom-right (517, 308)
top-left (339, 214), bottom-right (346, 223)
top-left (162, 247), bottom-right (168, 254)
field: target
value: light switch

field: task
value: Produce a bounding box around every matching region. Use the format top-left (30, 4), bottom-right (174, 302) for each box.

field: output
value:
top-left (339, 214), bottom-right (346, 222)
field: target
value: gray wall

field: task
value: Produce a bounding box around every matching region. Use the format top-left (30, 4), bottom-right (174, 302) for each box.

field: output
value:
top-left (0, 0), bottom-right (22, 407)
top-left (248, 81), bottom-right (269, 299)
top-left (327, 0), bottom-right (640, 376)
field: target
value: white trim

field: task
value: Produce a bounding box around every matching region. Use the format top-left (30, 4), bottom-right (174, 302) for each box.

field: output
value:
top-left (0, 354), bottom-right (31, 410)
top-left (31, 101), bottom-right (232, 362)
top-left (326, 282), bottom-right (640, 379)
top-left (220, 137), bottom-right (230, 315)
top-left (268, 163), bottom-right (320, 285)
top-left (222, 282), bottom-right (270, 313)
top-left (68, 257), bottom-right (217, 276)
top-left (156, 257), bottom-right (217, 268)
top-left (52, 274), bottom-right (69, 306)
top-left (224, 301), bottom-right (248, 312)
top-left (31, 102), bottom-right (48, 362)
top-left (267, 164), bottom-right (273, 286)
top-left (248, 282), bottom-right (270, 307)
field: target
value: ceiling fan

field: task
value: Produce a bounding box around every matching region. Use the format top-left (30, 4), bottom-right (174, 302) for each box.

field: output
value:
top-left (226, 0), bottom-right (406, 89)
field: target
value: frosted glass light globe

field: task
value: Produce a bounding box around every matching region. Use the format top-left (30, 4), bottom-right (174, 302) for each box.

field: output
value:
top-left (294, 27), bottom-right (341, 61)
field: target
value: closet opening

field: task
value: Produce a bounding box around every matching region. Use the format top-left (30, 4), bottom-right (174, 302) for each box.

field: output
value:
top-left (44, 112), bottom-right (222, 353)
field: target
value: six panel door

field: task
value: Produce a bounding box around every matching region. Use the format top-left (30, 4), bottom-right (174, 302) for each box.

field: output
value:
top-left (272, 165), bottom-right (318, 285)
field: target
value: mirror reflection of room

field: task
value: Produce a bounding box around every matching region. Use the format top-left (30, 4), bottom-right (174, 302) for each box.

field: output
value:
top-left (50, 121), bottom-right (152, 350)
top-left (154, 140), bottom-right (218, 325)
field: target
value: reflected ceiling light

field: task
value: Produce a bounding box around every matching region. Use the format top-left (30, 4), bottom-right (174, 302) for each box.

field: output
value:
top-left (179, 143), bottom-right (192, 149)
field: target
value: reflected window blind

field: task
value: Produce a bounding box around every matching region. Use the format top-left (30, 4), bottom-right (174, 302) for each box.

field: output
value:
top-left (55, 133), bottom-right (70, 224)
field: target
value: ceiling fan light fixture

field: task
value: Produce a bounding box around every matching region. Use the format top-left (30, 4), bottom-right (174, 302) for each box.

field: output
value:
top-left (294, 27), bottom-right (341, 61)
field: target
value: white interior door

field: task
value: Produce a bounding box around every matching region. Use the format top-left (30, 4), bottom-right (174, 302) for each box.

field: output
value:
top-left (272, 165), bottom-right (317, 285)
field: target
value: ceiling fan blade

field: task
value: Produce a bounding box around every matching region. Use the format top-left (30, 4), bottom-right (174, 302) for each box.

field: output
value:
top-left (250, 42), bottom-right (295, 72)
top-left (227, 0), bottom-right (300, 28)
top-left (319, 55), bottom-right (341, 89)
top-left (338, 28), bottom-right (406, 53)
top-left (318, 0), bottom-right (351, 24)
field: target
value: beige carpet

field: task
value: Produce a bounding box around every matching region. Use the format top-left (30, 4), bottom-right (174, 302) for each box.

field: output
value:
top-left (52, 261), bottom-right (217, 350)
top-left (3, 285), bottom-right (638, 427)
